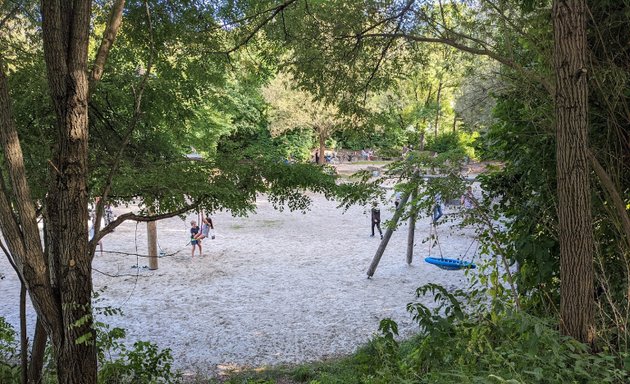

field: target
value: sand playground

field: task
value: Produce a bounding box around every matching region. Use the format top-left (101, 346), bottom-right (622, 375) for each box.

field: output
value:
top-left (0, 165), bottom-right (483, 376)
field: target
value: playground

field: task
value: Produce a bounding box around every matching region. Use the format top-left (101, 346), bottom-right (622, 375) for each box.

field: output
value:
top-left (0, 165), bottom-right (481, 377)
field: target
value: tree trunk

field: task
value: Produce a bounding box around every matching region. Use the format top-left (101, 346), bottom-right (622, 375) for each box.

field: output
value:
top-left (20, 284), bottom-right (28, 384)
top-left (41, 1), bottom-right (97, 382)
top-left (553, 0), bottom-right (595, 345)
top-left (318, 129), bottom-right (326, 165)
top-left (452, 113), bottom-right (457, 133)
top-left (434, 80), bottom-right (443, 137)
top-left (2, 2), bottom-right (121, 383)
top-left (28, 319), bottom-right (47, 384)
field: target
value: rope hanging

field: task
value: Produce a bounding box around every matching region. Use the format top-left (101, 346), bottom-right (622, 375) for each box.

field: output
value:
top-left (425, 221), bottom-right (476, 270)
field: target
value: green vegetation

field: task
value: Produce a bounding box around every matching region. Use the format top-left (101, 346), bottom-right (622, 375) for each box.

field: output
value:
top-left (215, 285), bottom-right (629, 384)
top-left (1, 0), bottom-right (630, 382)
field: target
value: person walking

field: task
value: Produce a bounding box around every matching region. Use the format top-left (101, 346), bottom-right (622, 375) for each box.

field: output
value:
top-left (370, 202), bottom-right (383, 239)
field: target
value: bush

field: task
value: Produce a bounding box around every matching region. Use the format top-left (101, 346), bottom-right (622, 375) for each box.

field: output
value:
top-left (0, 317), bottom-right (19, 383)
top-left (367, 283), bottom-right (630, 384)
top-left (425, 131), bottom-right (479, 159)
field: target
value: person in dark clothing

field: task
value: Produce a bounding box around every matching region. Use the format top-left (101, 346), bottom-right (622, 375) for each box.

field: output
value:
top-left (370, 202), bottom-right (383, 239)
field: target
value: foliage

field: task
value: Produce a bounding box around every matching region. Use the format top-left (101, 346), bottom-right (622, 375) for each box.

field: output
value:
top-left (0, 317), bottom-right (19, 383)
top-left (373, 284), bottom-right (629, 384)
top-left (94, 293), bottom-right (180, 384)
top-left (425, 131), bottom-right (479, 159)
top-left (213, 283), bottom-right (630, 384)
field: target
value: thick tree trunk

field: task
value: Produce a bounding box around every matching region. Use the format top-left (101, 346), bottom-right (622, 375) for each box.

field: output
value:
top-left (2, 2), bottom-right (122, 383)
top-left (553, 0), bottom-right (595, 345)
top-left (41, 1), bottom-right (97, 382)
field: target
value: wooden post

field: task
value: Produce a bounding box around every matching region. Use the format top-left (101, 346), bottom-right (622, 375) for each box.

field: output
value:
top-left (147, 219), bottom-right (158, 270)
top-left (367, 191), bottom-right (411, 277)
top-left (406, 187), bottom-right (418, 265)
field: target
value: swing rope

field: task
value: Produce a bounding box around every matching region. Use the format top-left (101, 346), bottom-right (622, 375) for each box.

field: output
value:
top-left (427, 222), bottom-right (444, 259)
top-left (425, 220), bottom-right (477, 270)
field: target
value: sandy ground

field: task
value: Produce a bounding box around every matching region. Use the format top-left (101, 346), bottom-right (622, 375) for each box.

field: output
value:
top-left (0, 165), bottom-right (482, 377)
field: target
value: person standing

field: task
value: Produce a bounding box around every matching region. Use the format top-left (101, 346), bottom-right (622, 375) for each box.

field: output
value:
top-left (461, 186), bottom-right (475, 210)
top-left (190, 220), bottom-right (201, 257)
top-left (432, 193), bottom-right (443, 223)
top-left (394, 191), bottom-right (403, 209)
top-left (370, 202), bottom-right (383, 239)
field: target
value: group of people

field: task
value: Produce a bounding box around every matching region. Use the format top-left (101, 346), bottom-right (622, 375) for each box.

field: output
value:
top-left (189, 216), bottom-right (215, 257)
top-left (361, 149), bottom-right (374, 161)
top-left (369, 185), bottom-right (475, 238)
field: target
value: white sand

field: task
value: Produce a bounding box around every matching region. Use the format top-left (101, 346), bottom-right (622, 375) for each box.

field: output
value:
top-left (0, 170), bottom-right (480, 376)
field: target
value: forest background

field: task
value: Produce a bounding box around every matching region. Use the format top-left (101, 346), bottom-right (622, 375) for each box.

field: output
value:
top-left (0, 0), bottom-right (629, 383)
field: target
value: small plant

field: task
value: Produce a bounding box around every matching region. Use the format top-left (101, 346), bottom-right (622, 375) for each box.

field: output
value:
top-left (0, 317), bottom-right (19, 383)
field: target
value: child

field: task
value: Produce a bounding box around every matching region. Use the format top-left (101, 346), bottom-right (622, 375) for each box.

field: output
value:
top-left (193, 217), bottom-right (214, 242)
top-left (190, 220), bottom-right (201, 257)
top-left (370, 202), bottom-right (383, 239)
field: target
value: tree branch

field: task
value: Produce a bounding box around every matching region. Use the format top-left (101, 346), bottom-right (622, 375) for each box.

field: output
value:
top-left (589, 151), bottom-right (630, 250)
top-left (92, 0), bottom-right (155, 249)
top-left (361, 32), bottom-right (554, 94)
top-left (91, 201), bottom-right (202, 244)
top-left (90, 0), bottom-right (125, 85)
top-left (0, 4), bottom-right (20, 30)
top-left (224, 0), bottom-right (299, 54)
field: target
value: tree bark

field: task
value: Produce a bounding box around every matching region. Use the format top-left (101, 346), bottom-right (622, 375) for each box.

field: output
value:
top-left (28, 318), bottom-right (47, 384)
top-left (20, 284), bottom-right (28, 384)
top-left (553, 0), bottom-right (595, 345)
top-left (41, 1), bottom-right (97, 382)
top-left (434, 80), bottom-right (442, 137)
top-left (318, 129), bottom-right (326, 165)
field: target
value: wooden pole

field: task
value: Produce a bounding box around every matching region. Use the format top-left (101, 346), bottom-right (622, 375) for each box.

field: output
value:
top-left (147, 219), bottom-right (158, 270)
top-left (406, 187), bottom-right (418, 265)
top-left (367, 191), bottom-right (411, 278)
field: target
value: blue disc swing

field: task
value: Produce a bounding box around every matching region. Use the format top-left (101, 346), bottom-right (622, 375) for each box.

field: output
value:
top-left (424, 222), bottom-right (477, 270)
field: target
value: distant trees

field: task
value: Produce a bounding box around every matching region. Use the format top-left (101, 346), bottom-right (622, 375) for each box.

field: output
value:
top-left (225, 0), bottom-right (630, 347)
top-left (263, 72), bottom-right (341, 164)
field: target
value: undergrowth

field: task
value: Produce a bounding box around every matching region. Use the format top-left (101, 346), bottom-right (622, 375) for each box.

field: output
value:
top-left (2, 283), bottom-right (628, 383)
top-left (216, 284), bottom-right (629, 384)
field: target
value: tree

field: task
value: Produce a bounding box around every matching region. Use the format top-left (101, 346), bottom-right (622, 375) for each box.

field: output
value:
top-left (263, 72), bottom-right (341, 164)
top-left (0, 1), bottom-right (98, 382)
top-left (0, 2), bottom-right (372, 383)
top-left (552, 0), bottom-right (594, 345)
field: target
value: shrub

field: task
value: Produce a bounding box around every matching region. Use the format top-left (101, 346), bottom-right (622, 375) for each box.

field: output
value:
top-left (0, 317), bottom-right (19, 383)
top-left (367, 283), bottom-right (630, 384)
